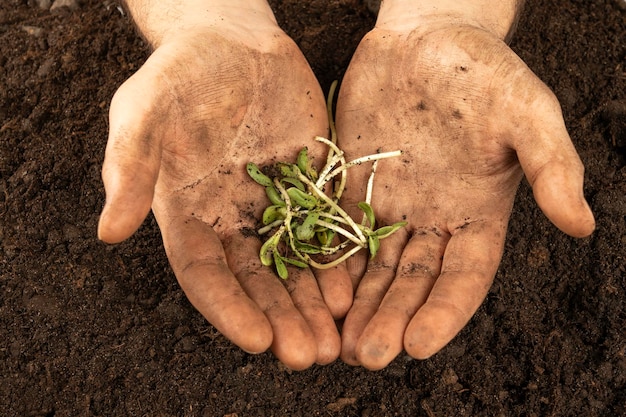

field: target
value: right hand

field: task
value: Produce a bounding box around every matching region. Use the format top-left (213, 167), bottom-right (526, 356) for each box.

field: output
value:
top-left (98, 5), bottom-right (352, 369)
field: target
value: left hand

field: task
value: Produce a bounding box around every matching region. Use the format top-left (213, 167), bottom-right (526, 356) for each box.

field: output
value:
top-left (335, 22), bottom-right (595, 369)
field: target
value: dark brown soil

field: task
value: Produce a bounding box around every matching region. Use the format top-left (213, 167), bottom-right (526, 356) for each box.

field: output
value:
top-left (1, 0), bottom-right (624, 416)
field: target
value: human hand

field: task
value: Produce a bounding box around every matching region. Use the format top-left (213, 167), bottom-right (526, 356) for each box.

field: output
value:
top-left (97, 0), bottom-right (352, 369)
top-left (335, 2), bottom-right (595, 369)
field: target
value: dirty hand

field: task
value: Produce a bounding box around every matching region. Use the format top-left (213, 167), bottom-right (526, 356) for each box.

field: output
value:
top-left (97, 0), bottom-right (352, 370)
top-left (336, 0), bottom-right (595, 369)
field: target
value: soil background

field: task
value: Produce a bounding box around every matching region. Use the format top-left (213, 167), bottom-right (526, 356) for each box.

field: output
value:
top-left (1, 0), bottom-right (625, 416)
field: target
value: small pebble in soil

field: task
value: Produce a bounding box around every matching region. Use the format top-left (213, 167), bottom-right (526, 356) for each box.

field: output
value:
top-left (50, 0), bottom-right (81, 11)
top-left (21, 26), bottom-right (45, 37)
top-left (35, 0), bottom-right (51, 9)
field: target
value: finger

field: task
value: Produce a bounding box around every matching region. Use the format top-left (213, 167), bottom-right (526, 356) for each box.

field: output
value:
top-left (159, 215), bottom-right (273, 355)
top-left (528, 154), bottom-right (595, 237)
top-left (355, 228), bottom-right (448, 370)
top-left (512, 85), bottom-right (595, 238)
top-left (404, 219), bottom-right (506, 359)
top-left (340, 229), bottom-right (408, 366)
top-left (224, 234), bottom-right (318, 371)
top-left (345, 249), bottom-right (369, 288)
top-left (313, 264), bottom-right (354, 320)
top-left (98, 73), bottom-right (163, 243)
top-left (283, 268), bottom-right (341, 365)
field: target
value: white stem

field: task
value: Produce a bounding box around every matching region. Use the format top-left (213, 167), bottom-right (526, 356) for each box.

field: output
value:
top-left (258, 219), bottom-right (284, 235)
top-left (325, 150), bottom-right (402, 182)
top-left (365, 159), bottom-right (378, 206)
top-left (308, 245), bottom-right (364, 270)
top-left (315, 136), bottom-right (346, 189)
top-left (321, 239), bottom-right (352, 254)
top-left (316, 211), bottom-right (351, 225)
top-left (325, 80), bottom-right (339, 165)
top-left (361, 159), bottom-right (379, 226)
top-left (315, 219), bottom-right (366, 247)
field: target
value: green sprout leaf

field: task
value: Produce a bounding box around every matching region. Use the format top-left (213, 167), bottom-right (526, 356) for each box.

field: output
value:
top-left (281, 256), bottom-right (309, 268)
top-left (358, 201), bottom-right (376, 229)
top-left (297, 147), bottom-right (318, 180)
top-left (287, 187), bottom-right (317, 209)
top-left (262, 205), bottom-right (287, 225)
top-left (296, 211), bottom-right (320, 241)
top-left (368, 234), bottom-right (380, 259)
top-left (281, 177), bottom-right (305, 191)
top-left (375, 221), bottom-right (408, 239)
top-left (316, 229), bottom-right (336, 247)
top-left (273, 252), bottom-right (288, 279)
top-left (297, 147), bottom-right (309, 175)
top-left (259, 230), bottom-right (282, 266)
top-left (278, 163), bottom-right (301, 179)
top-left (246, 162), bottom-right (273, 187)
top-left (265, 185), bottom-right (286, 207)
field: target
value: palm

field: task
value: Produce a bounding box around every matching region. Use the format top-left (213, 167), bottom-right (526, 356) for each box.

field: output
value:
top-left (147, 34), bottom-right (329, 244)
top-left (336, 26), bottom-right (593, 369)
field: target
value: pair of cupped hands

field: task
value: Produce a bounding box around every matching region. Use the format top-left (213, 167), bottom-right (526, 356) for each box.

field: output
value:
top-left (97, 2), bottom-right (594, 370)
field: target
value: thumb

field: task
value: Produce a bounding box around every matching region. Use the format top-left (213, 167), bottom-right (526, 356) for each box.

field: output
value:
top-left (514, 92), bottom-right (595, 238)
top-left (98, 71), bottom-right (163, 243)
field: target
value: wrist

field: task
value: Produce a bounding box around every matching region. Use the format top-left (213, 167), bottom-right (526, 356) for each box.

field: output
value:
top-left (124, 0), bottom-right (280, 48)
top-left (376, 0), bottom-right (524, 41)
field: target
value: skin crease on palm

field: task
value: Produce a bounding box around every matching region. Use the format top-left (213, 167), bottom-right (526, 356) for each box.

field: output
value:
top-left (336, 1), bottom-right (595, 370)
top-left (98, 0), bottom-right (595, 370)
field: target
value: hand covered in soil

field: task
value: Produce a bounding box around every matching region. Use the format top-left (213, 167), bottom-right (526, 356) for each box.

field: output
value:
top-left (97, 0), bottom-right (352, 370)
top-left (336, 2), bottom-right (595, 369)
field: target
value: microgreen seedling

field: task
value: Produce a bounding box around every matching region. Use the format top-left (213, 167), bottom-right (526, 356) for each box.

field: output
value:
top-left (247, 81), bottom-right (406, 278)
